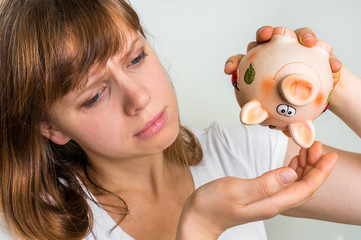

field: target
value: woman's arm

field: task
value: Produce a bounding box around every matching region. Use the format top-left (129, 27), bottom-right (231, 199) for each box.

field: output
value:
top-left (329, 66), bottom-right (361, 137)
top-left (283, 139), bottom-right (361, 224)
top-left (258, 26), bottom-right (361, 223)
top-left (294, 27), bottom-right (361, 137)
top-left (176, 142), bottom-right (337, 240)
top-left (223, 25), bottom-right (361, 225)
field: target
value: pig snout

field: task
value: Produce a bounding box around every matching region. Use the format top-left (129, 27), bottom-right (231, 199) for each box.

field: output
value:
top-left (278, 73), bottom-right (319, 107)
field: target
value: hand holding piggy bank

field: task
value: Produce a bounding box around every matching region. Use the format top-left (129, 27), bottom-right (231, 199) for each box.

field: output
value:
top-left (233, 27), bottom-right (333, 148)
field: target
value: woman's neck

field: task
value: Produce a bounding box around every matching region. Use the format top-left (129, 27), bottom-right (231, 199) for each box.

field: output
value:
top-left (83, 151), bottom-right (195, 239)
top-left (85, 151), bottom-right (190, 198)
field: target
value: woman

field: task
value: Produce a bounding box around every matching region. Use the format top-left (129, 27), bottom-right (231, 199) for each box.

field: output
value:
top-left (0, 0), bottom-right (359, 239)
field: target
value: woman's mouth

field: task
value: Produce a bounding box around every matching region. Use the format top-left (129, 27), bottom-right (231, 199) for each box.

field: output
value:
top-left (135, 109), bottom-right (167, 138)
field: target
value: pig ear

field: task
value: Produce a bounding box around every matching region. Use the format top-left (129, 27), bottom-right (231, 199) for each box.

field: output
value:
top-left (315, 40), bottom-right (332, 55)
top-left (288, 120), bottom-right (315, 148)
top-left (240, 99), bottom-right (269, 125)
top-left (279, 74), bottom-right (318, 107)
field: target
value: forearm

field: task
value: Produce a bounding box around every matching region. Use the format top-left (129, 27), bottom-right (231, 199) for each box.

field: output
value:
top-left (329, 66), bottom-right (361, 137)
top-left (283, 145), bottom-right (361, 225)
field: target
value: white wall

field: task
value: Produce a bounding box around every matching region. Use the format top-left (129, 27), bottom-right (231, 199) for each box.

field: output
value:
top-left (130, 0), bottom-right (361, 239)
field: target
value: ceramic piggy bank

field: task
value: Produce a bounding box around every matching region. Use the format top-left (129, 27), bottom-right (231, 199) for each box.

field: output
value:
top-left (233, 27), bottom-right (333, 148)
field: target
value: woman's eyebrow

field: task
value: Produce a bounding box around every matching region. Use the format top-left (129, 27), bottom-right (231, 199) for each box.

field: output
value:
top-left (73, 35), bottom-right (143, 100)
top-left (74, 70), bottom-right (108, 99)
top-left (120, 35), bottom-right (143, 61)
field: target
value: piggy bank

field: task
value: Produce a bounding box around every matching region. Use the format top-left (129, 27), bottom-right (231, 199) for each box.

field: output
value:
top-left (233, 27), bottom-right (333, 148)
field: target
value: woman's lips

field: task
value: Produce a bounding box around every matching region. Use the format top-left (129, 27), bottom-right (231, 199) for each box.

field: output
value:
top-left (135, 109), bottom-right (167, 138)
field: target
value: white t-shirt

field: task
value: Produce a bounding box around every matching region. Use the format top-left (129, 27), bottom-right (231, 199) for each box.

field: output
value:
top-left (86, 122), bottom-right (288, 240)
top-left (0, 123), bottom-right (288, 240)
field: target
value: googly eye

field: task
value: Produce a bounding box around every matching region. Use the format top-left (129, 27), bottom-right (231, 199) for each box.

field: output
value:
top-left (285, 106), bottom-right (296, 117)
top-left (277, 104), bottom-right (289, 116)
top-left (276, 104), bottom-right (296, 117)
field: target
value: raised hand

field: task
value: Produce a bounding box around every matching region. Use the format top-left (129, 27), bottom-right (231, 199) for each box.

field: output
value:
top-left (224, 26), bottom-right (342, 86)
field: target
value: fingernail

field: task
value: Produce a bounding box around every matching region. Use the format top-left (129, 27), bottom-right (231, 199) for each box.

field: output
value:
top-left (256, 26), bottom-right (266, 35)
top-left (279, 169), bottom-right (297, 185)
top-left (225, 61), bottom-right (232, 69)
top-left (302, 33), bottom-right (314, 43)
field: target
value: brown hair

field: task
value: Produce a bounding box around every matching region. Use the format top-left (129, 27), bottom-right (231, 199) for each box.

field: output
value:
top-left (0, 0), bottom-right (202, 239)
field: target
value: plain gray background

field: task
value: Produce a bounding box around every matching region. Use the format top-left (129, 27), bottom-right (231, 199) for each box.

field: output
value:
top-left (130, 0), bottom-right (361, 239)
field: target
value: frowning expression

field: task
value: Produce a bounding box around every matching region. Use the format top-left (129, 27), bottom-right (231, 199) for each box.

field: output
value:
top-left (46, 33), bottom-right (179, 163)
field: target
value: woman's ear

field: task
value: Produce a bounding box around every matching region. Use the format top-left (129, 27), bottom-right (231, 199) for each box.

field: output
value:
top-left (40, 121), bottom-right (71, 145)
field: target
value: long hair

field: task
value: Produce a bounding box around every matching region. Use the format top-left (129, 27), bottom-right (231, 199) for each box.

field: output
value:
top-left (0, 0), bottom-right (202, 239)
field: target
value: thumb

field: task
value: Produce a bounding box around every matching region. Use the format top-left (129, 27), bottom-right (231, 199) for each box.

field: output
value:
top-left (224, 54), bottom-right (244, 75)
top-left (244, 167), bottom-right (297, 203)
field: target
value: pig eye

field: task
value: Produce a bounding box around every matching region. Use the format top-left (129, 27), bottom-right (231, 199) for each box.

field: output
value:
top-left (277, 104), bottom-right (296, 117)
top-left (285, 106), bottom-right (296, 117)
top-left (277, 104), bottom-right (288, 115)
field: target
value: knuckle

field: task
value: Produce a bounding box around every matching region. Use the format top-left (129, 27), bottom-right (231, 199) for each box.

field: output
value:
top-left (254, 181), bottom-right (275, 198)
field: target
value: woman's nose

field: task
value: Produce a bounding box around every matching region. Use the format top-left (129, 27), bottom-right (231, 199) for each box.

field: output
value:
top-left (122, 81), bottom-right (151, 116)
top-left (106, 59), bottom-right (151, 115)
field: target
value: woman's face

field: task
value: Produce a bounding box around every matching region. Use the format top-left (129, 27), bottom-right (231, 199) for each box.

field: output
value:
top-left (44, 32), bottom-right (179, 163)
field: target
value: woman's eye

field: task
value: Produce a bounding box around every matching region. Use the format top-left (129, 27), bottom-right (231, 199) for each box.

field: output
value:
top-left (83, 87), bottom-right (106, 108)
top-left (127, 50), bottom-right (147, 68)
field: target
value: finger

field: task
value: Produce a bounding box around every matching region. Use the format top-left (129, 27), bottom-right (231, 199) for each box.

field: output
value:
top-left (302, 142), bottom-right (323, 177)
top-left (298, 147), bottom-right (307, 168)
top-left (256, 26), bottom-right (273, 43)
top-left (288, 155), bottom-right (299, 171)
top-left (294, 147), bottom-right (308, 180)
top-left (280, 152), bottom-right (337, 200)
top-left (247, 41), bottom-right (259, 52)
top-left (294, 27), bottom-right (317, 47)
top-left (307, 141), bottom-right (323, 166)
top-left (296, 142), bottom-right (322, 179)
top-left (241, 167), bottom-right (297, 204)
top-left (243, 152), bottom-right (338, 219)
top-left (224, 54), bottom-right (245, 75)
top-left (333, 71), bottom-right (341, 87)
top-left (330, 54), bottom-right (342, 73)
top-left (329, 54), bottom-right (342, 87)
top-left (288, 156), bottom-right (304, 181)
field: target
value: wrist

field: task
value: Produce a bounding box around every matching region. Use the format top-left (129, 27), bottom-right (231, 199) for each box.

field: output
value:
top-left (329, 66), bottom-right (361, 136)
top-left (176, 196), bottom-right (223, 240)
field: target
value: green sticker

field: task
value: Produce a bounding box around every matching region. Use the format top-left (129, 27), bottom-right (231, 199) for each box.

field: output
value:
top-left (244, 63), bottom-right (255, 85)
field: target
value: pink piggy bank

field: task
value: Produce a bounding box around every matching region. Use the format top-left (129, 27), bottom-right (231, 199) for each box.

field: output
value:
top-left (233, 27), bottom-right (333, 148)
